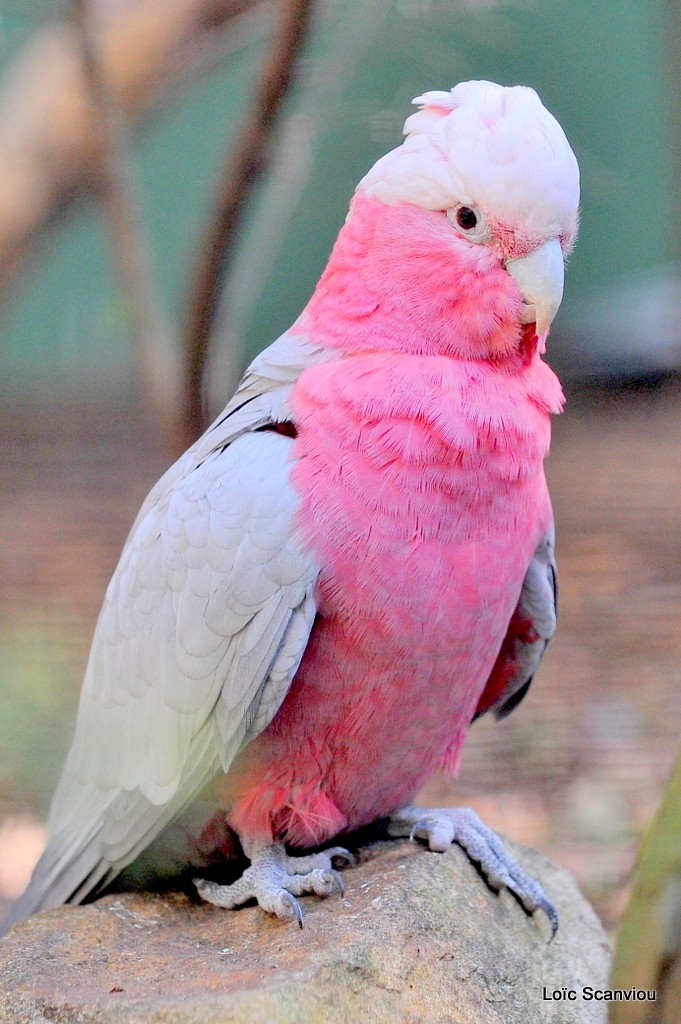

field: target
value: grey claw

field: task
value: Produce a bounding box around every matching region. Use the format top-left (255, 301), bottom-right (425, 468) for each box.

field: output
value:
top-left (329, 869), bottom-right (345, 896)
top-left (409, 822), bottom-right (429, 842)
top-left (281, 890), bottom-right (304, 929)
top-left (507, 880), bottom-right (558, 937)
top-left (541, 896), bottom-right (559, 939)
top-left (501, 871), bottom-right (559, 938)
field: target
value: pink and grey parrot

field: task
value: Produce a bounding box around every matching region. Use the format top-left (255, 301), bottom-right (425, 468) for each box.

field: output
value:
top-left (2, 80), bottom-right (579, 935)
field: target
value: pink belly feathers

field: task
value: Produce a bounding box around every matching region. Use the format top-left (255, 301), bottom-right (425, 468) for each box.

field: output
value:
top-left (225, 349), bottom-right (561, 847)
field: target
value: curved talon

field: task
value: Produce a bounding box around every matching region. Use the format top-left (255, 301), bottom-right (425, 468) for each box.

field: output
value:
top-left (536, 893), bottom-right (559, 939)
top-left (329, 868), bottom-right (345, 896)
top-left (546, 907), bottom-right (559, 939)
top-left (280, 890), bottom-right (304, 929)
top-left (409, 821), bottom-right (429, 842)
top-left (504, 873), bottom-right (558, 938)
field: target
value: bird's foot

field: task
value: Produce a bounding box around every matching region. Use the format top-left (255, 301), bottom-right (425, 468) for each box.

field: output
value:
top-left (388, 805), bottom-right (558, 935)
top-left (194, 840), bottom-right (354, 927)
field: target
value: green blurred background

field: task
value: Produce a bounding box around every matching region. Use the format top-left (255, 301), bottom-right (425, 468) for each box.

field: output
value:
top-left (1, 0), bottom-right (679, 395)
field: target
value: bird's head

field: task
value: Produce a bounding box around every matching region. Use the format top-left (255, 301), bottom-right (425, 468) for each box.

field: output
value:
top-left (355, 80), bottom-right (580, 351)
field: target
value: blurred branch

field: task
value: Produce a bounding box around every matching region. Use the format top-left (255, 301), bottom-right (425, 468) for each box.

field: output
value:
top-left (0, 0), bottom-right (273, 290)
top-left (181, 0), bottom-right (315, 446)
top-left (73, 0), bottom-right (179, 450)
top-left (611, 747), bottom-right (681, 1024)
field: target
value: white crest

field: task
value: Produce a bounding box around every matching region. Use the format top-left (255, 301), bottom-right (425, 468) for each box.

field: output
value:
top-left (360, 80), bottom-right (580, 243)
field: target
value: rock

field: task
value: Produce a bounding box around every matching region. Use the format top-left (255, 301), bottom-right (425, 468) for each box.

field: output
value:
top-left (0, 838), bottom-right (610, 1023)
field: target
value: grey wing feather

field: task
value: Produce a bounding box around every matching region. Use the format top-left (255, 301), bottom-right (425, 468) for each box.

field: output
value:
top-left (474, 526), bottom-right (557, 722)
top-left (1, 331), bottom-right (328, 934)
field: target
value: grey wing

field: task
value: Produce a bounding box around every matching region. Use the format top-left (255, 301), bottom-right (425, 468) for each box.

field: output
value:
top-left (2, 332), bottom-right (327, 933)
top-left (126, 327), bottom-right (331, 537)
top-left (473, 527), bottom-right (557, 721)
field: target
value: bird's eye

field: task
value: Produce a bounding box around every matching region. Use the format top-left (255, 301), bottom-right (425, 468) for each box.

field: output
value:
top-left (446, 204), bottom-right (490, 244)
top-left (456, 206), bottom-right (478, 230)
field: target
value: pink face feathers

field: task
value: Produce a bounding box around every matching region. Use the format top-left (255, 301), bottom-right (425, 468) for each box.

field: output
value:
top-left (296, 81), bottom-right (580, 362)
top-left (299, 194), bottom-right (527, 362)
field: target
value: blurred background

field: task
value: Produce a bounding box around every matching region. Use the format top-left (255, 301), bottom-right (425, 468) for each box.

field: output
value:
top-left (1, 0), bottom-right (680, 950)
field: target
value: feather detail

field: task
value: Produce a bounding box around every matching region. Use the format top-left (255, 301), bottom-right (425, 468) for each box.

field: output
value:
top-left (1, 338), bottom-right (327, 930)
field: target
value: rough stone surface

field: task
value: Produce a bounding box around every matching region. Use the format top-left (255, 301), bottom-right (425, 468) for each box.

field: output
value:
top-left (0, 838), bottom-right (611, 1023)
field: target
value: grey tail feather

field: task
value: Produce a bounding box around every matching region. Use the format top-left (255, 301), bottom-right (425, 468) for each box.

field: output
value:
top-left (0, 826), bottom-right (112, 937)
top-left (1, 737), bottom-right (223, 938)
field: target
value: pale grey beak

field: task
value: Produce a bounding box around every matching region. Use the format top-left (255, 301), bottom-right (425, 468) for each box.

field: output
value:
top-left (506, 238), bottom-right (565, 336)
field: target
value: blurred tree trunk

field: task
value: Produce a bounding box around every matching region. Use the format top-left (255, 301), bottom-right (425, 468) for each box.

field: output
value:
top-left (182, 0), bottom-right (315, 445)
top-left (0, 0), bottom-right (271, 289)
top-left (611, 748), bottom-right (681, 1023)
top-left (74, 0), bottom-right (181, 450)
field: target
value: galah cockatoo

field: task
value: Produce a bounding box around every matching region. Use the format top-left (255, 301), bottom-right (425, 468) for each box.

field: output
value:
top-left (3, 80), bottom-right (579, 936)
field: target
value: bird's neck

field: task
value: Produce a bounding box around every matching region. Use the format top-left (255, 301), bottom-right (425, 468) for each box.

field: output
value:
top-left (296, 192), bottom-right (533, 366)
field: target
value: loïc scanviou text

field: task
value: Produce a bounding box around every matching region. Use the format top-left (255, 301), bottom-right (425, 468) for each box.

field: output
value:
top-left (542, 986), bottom-right (656, 1002)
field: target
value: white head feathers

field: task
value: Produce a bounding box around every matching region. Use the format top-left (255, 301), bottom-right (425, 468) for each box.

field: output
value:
top-left (360, 80), bottom-right (580, 246)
